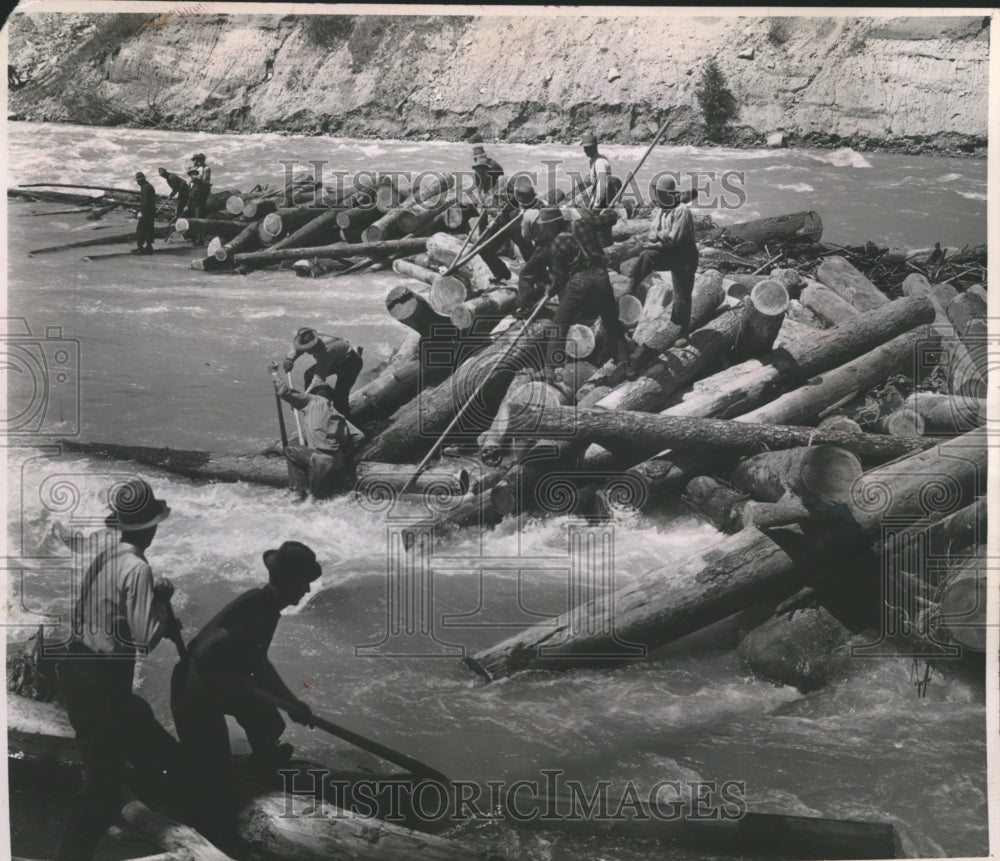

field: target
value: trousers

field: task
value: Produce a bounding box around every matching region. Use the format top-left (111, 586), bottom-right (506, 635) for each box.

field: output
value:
top-left (136, 215), bottom-right (155, 250)
top-left (56, 657), bottom-right (181, 861)
top-left (629, 243), bottom-right (700, 328)
top-left (285, 444), bottom-right (345, 498)
top-left (547, 266), bottom-right (624, 366)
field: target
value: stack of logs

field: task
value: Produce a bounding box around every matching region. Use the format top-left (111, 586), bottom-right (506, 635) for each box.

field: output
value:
top-left (348, 206), bottom-right (987, 693)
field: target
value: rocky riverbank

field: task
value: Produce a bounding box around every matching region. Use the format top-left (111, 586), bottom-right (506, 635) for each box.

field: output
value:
top-left (7, 12), bottom-right (990, 157)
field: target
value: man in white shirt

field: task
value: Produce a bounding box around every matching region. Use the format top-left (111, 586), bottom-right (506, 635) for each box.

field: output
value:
top-left (629, 174), bottom-right (700, 333)
top-left (56, 478), bottom-right (180, 861)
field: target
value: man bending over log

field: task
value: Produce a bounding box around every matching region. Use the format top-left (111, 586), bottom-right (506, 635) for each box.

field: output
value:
top-left (170, 541), bottom-right (320, 838)
top-left (132, 172), bottom-right (156, 254)
top-left (56, 479), bottom-right (183, 861)
top-left (157, 166), bottom-right (190, 221)
top-left (269, 367), bottom-right (365, 498)
top-left (281, 327), bottom-right (364, 417)
top-left (628, 174), bottom-right (700, 331)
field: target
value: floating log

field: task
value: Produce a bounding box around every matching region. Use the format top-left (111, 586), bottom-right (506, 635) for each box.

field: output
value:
top-left (465, 428), bottom-right (984, 680)
top-left (876, 408), bottom-right (925, 438)
top-left (9, 187), bottom-right (101, 205)
top-left (800, 280), bottom-right (862, 326)
top-left (175, 218), bottom-right (246, 240)
top-left (361, 320), bottom-right (550, 463)
top-left (355, 461), bottom-right (470, 496)
top-left (233, 237), bottom-right (428, 266)
top-left (737, 329), bottom-right (931, 428)
top-left (514, 404), bottom-right (931, 463)
top-left (734, 279), bottom-right (790, 359)
top-left (729, 446), bottom-right (863, 507)
top-left (258, 207), bottom-right (328, 246)
top-left (386, 283), bottom-right (451, 337)
top-left (450, 288), bottom-right (518, 333)
top-left (683, 476), bottom-right (748, 533)
top-left (902, 273), bottom-right (985, 397)
top-left (204, 219), bottom-right (262, 268)
top-left (349, 360), bottom-right (426, 426)
top-left (901, 392), bottom-right (987, 435)
top-left (226, 193), bottom-right (250, 215)
top-left (938, 556), bottom-right (986, 652)
top-left (364, 174), bottom-right (456, 244)
top-left (393, 259), bottom-right (438, 286)
top-left (28, 226), bottom-right (173, 255)
top-left (703, 210), bottom-right (823, 248)
top-left (632, 269), bottom-right (724, 352)
top-left (815, 256), bottom-right (889, 313)
top-left (426, 232), bottom-right (501, 295)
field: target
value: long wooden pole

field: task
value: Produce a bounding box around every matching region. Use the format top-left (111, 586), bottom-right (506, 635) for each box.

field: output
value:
top-left (607, 115), bottom-right (673, 209)
top-left (448, 211), bottom-right (524, 274)
top-left (286, 372), bottom-right (306, 445)
top-left (440, 208), bottom-right (488, 277)
top-left (398, 295), bottom-right (550, 495)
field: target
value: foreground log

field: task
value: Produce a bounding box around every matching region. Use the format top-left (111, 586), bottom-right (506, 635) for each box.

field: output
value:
top-left (514, 404), bottom-right (931, 462)
top-left (465, 429), bottom-right (985, 679)
top-left (393, 259), bottom-right (438, 286)
top-left (265, 208), bottom-right (342, 252)
top-left (348, 360), bottom-right (425, 426)
top-left (233, 237), bottom-right (428, 266)
top-left (734, 279), bottom-right (790, 358)
top-left (450, 288), bottom-right (518, 333)
top-left (729, 446), bottom-right (862, 506)
top-left (209, 219), bottom-right (262, 266)
top-left (241, 198), bottom-right (279, 219)
top-left (386, 284), bottom-right (451, 337)
top-left (901, 392), bottom-right (987, 435)
top-left (683, 476), bottom-right (748, 534)
top-left (355, 461), bottom-right (471, 496)
top-left (946, 291), bottom-right (987, 344)
top-left (361, 320), bottom-right (550, 463)
top-left (799, 280), bottom-right (860, 326)
top-left (632, 269), bottom-right (724, 352)
top-left (429, 275), bottom-right (471, 316)
top-left (815, 256), bottom-right (889, 312)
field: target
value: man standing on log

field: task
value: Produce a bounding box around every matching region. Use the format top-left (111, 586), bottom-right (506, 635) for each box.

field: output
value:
top-left (56, 479), bottom-right (182, 861)
top-left (581, 132), bottom-right (622, 245)
top-left (187, 153), bottom-right (211, 245)
top-left (157, 166), bottom-right (190, 222)
top-left (170, 541), bottom-right (320, 838)
top-left (132, 172), bottom-right (156, 254)
top-left (628, 174), bottom-right (700, 330)
top-left (268, 368), bottom-right (365, 499)
top-left (280, 328), bottom-right (364, 418)
top-left (468, 136), bottom-right (529, 284)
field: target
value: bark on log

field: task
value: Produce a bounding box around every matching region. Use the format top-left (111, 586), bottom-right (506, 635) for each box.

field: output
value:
top-left (348, 360), bottom-right (422, 426)
top-left (355, 461), bottom-right (471, 496)
top-left (233, 238), bottom-right (427, 266)
top-left (702, 210), bottom-right (823, 248)
top-left (816, 257), bottom-right (889, 312)
top-left (876, 408), bottom-right (925, 438)
top-left (901, 392), bottom-right (987, 435)
top-left (393, 259), bottom-right (438, 286)
top-left (632, 269), bottom-right (724, 352)
top-left (28, 226), bottom-right (173, 255)
top-left (606, 236), bottom-right (644, 271)
top-left (946, 292), bottom-right (987, 347)
top-left (360, 320), bottom-right (550, 463)
top-left (817, 415), bottom-right (863, 435)
top-left (364, 174), bottom-right (456, 243)
top-left (426, 232), bottom-right (499, 294)
top-left (174, 218), bottom-right (245, 240)
top-left (211, 220), bottom-right (262, 264)
top-left (386, 284), bottom-right (451, 337)
top-left (515, 404), bottom-right (930, 462)
top-left (730, 446), bottom-right (863, 506)
top-left (465, 429), bottom-right (985, 679)
top-left (735, 279), bottom-right (790, 359)
top-left (450, 288), bottom-right (518, 333)
top-left (938, 557), bottom-right (986, 652)
top-left (799, 280), bottom-right (860, 326)
top-left (743, 497), bottom-right (811, 530)
top-left (683, 476), bottom-right (748, 534)
top-left (902, 273), bottom-right (986, 397)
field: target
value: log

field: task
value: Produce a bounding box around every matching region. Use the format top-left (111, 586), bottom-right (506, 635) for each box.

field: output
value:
top-left (938, 557), bottom-right (986, 652)
top-left (364, 173), bottom-right (456, 243)
top-left (703, 210), bottom-right (823, 248)
top-left (266, 208), bottom-right (342, 252)
top-left (946, 291), bottom-right (987, 347)
top-left (785, 299), bottom-right (826, 329)
top-left (464, 428), bottom-right (985, 680)
top-left (348, 360), bottom-right (423, 426)
top-left (566, 324), bottom-right (596, 360)
top-left (799, 281), bottom-right (861, 326)
top-left (28, 226), bottom-right (173, 255)
top-left (9, 188), bottom-right (101, 205)
top-left (514, 404), bottom-right (931, 462)
top-left (729, 446), bottom-right (863, 506)
top-left (241, 198), bottom-right (278, 219)
top-left (632, 269), bottom-right (724, 352)
top-left (876, 408), bottom-right (925, 438)
top-left (817, 414), bottom-right (863, 435)
top-left (233, 238), bottom-right (427, 266)
top-left (393, 259), bottom-right (438, 286)
top-left (605, 236), bottom-right (644, 271)
top-left (174, 218), bottom-right (245, 240)
top-left (743, 497), bottom-right (811, 529)
top-left (683, 476), bottom-right (748, 534)
top-left (120, 799), bottom-right (235, 860)
top-left (901, 392), bottom-right (987, 435)
top-left (617, 294), bottom-right (643, 326)
top-left (386, 284), bottom-right (451, 337)
top-left (226, 193), bottom-right (249, 215)
top-left (375, 175), bottom-right (412, 213)
top-left (429, 275), bottom-right (470, 316)
top-left (450, 288), bottom-right (518, 333)
top-left (902, 273), bottom-right (985, 396)
top-left (397, 188), bottom-right (460, 236)
top-left (212, 219), bottom-right (262, 264)
top-left (257, 208), bottom-right (328, 245)
top-left (815, 257), bottom-right (889, 312)
top-left (355, 461), bottom-right (470, 496)
top-left (734, 279), bottom-right (790, 359)
top-left (426, 232), bottom-right (501, 295)
top-left (360, 320), bottom-right (550, 463)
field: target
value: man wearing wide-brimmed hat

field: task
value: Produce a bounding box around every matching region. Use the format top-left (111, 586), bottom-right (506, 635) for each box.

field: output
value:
top-left (580, 131), bottom-right (623, 246)
top-left (170, 540), bottom-right (321, 836)
top-left (629, 173), bottom-right (700, 334)
top-left (187, 153), bottom-right (212, 245)
top-left (132, 171), bottom-right (156, 254)
top-left (280, 327), bottom-right (364, 418)
top-left (269, 367), bottom-right (366, 498)
top-left (56, 478), bottom-right (181, 861)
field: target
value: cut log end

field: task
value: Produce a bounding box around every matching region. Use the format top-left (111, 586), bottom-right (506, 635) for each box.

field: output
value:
top-left (800, 445), bottom-right (863, 505)
top-left (566, 324), bottom-right (596, 360)
top-left (175, 217), bottom-right (190, 233)
top-left (225, 195), bottom-right (246, 215)
top-left (749, 279), bottom-right (791, 317)
top-left (430, 275), bottom-right (469, 316)
top-left (618, 295), bottom-right (643, 326)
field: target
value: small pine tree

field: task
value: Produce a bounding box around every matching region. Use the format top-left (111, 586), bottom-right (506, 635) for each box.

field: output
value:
top-left (695, 58), bottom-right (738, 142)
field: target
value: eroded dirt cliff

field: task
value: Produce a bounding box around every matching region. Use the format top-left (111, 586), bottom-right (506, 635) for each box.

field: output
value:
top-left (6, 11), bottom-right (990, 155)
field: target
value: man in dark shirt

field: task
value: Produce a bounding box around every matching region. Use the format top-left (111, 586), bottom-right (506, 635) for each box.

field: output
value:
top-left (170, 541), bottom-right (319, 834)
top-left (133, 172), bottom-right (156, 254)
top-left (280, 328), bottom-right (364, 417)
top-left (157, 167), bottom-right (190, 221)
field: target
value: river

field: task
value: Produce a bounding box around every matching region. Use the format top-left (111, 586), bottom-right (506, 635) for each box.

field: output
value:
top-left (4, 122), bottom-right (988, 860)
